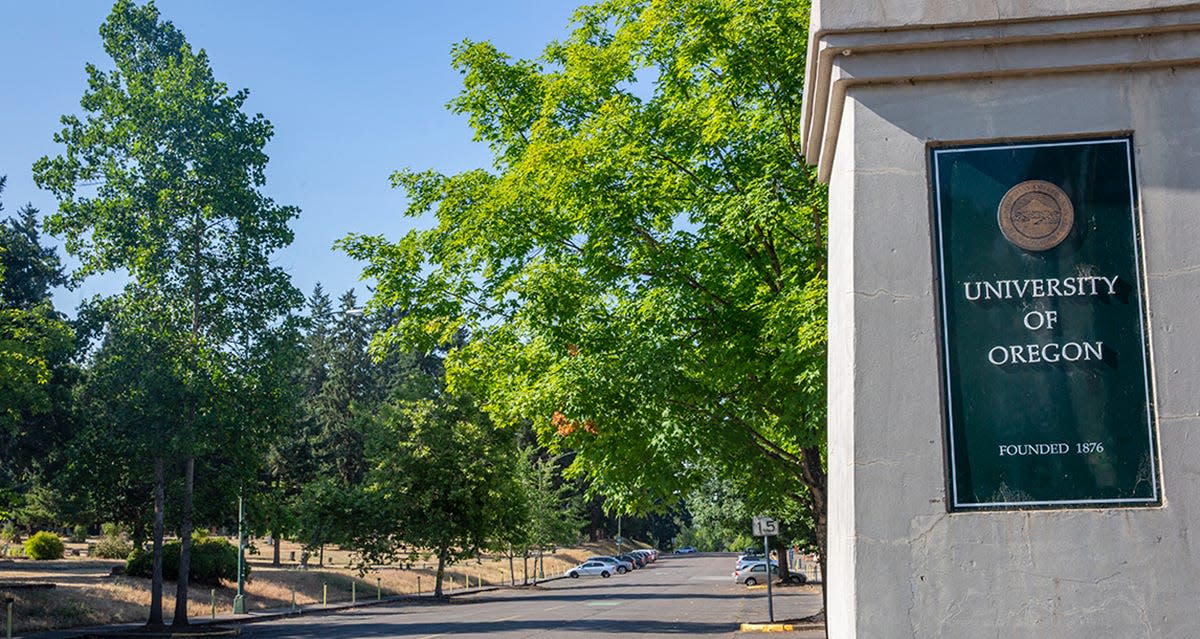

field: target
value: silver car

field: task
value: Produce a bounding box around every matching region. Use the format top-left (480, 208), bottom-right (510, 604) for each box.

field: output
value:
top-left (733, 561), bottom-right (779, 586)
top-left (587, 555), bottom-right (633, 574)
top-left (566, 561), bottom-right (613, 578)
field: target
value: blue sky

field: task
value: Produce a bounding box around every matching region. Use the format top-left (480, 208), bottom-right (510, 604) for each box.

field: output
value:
top-left (0, 1), bottom-right (578, 313)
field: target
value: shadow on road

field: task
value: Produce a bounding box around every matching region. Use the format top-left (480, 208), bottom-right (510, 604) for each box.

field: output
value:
top-left (242, 617), bottom-right (740, 637)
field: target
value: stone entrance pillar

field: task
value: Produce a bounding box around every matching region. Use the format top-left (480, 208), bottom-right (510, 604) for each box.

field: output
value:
top-left (803, 3), bottom-right (1200, 637)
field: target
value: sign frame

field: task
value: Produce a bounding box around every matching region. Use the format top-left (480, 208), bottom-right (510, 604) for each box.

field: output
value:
top-left (929, 135), bottom-right (1161, 511)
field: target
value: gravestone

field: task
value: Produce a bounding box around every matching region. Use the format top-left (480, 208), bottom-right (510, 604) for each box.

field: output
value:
top-left (802, 2), bottom-right (1200, 637)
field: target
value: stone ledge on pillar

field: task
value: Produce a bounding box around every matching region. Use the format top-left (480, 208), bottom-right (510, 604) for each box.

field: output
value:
top-left (801, 2), bottom-right (1200, 182)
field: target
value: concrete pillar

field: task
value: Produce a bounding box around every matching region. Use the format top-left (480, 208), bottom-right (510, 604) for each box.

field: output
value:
top-left (803, 3), bottom-right (1200, 637)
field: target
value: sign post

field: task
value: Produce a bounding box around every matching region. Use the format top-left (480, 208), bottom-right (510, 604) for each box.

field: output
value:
top-left (752, 516), bottom-right (779, 622)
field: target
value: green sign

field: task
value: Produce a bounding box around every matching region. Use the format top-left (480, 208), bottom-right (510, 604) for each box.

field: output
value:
top-left (931, 137), bottom-right (1159, 510)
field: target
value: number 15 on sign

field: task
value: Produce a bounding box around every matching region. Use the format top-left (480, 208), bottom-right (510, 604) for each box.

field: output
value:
top-left (752, 516), bottom-right (778, 537)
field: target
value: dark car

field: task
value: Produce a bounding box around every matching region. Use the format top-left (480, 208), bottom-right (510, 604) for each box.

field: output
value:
top-left (618, 553), bottom-right (644, 568)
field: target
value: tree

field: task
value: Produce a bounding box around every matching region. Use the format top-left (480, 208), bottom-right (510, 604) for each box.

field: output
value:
top-left (310, 291), bottom-right (380, 488)
top-left (66, 297), bottom-right (188, 557)
top-left (348, 391), bottom-right (523, 597)
top-left (33, 1), bottom-right (301, 627)
top-left (515, 448), bottom-right (582, 583)
top-left (493, 446), bottom-right (584, 585)
top-left (290, 289), bottom-right (437, 565)
top-left (340, 0), bottom-right (828, 592)
top-left (255, 284), bottom-right (330, 566)
top-left (0, 176), bottom-right (75, 525)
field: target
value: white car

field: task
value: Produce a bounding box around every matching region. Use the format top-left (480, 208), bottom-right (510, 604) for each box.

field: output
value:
top-left (566, 561), bottom-right (613, 578)
top-left (587, 555), bottom-right (633, 574)
top-left (734, 555), bottom-right (777, 571)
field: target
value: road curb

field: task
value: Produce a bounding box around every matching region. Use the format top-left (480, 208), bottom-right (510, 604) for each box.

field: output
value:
top-left (739, 621), bottom-right (824, 633)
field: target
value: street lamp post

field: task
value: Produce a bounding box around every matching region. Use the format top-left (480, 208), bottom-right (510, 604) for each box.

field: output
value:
top-left (233, 493), bottom-right (246, 614)
top-left (616, 516), bottom-right (622, 555)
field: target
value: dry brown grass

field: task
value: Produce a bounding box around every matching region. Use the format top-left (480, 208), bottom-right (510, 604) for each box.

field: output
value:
top-left (0, 538), bottom-right (630, 634)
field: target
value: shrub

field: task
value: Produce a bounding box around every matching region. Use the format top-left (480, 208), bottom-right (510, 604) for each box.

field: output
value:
top-left (24, 531), bottom-right (66, 560)
top-left (91, 535), bottom-right (133, 559)
top-left (70, 524), bottom-right (88, 543)
top-left (0, 521), bottom-right (18, 545)
top-left (126, 537), bottom-right (247, 585)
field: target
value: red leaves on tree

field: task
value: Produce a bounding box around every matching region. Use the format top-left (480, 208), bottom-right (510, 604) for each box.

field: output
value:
top-left (553, 411), bottom-right (597, 436)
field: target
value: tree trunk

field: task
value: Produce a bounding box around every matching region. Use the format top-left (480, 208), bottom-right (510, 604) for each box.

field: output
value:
top-left (814, 504), bottom-right (828, 631)
top-left (147, 456), bottom-right (165, 629)
top-left (522, 550), bottom-right (529, 585)
top-left (131, 521), bottom-right (146, 551)
top-left (172, 456), bottom-right (195, 627)
top-left (770, 535), bottom-right (791, 582)
top-left (799, 445), bottom-right (829, 637)
top-left (272, 530), bottom-right (281, 567)
top-left (434, 546), bottom-right (448, 597)
top-left (507, 548), bottom-right (515, 586)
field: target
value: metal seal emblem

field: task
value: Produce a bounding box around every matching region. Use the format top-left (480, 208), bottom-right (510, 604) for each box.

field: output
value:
top-left (997, 180), bottom-right (1075, 251)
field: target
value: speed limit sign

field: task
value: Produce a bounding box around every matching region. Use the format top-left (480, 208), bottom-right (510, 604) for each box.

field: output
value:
top-left (752, 516), bottom-right (779, 537)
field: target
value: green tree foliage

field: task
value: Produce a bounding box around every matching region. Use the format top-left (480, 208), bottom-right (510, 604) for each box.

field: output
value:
top-left (676, 476), bottom-right (754, 552)
top-left (347, 391), bottom-right (524, 597)
top-left (286, 288), bottom-right (440, 562)
top-left (311, 291), bottom-right (383, 487)
top-left (512, 448), bottom-right (582, 582)
top-left (0, 176), bottom-right (76, 527)
top-left (339, 0), bottom-right (828, 570)
top-left (33, 0), bottom-right (301, 627)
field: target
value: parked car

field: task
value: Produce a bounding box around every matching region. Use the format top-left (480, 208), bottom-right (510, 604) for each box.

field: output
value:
top-left (733, 561), bottom-right (779, 586)
top-left (566, 561), bottom-right (613, 578)
top-left (734, 554), bottom-right (776, 571)
top-left (587, 555), bottom-right (633, 574)
top-left (632, 549), bottom-right (657, 563)
top-left (676, 546), bottom-right (697, 554)
top-left (618, 553), bottom-right (644, 568)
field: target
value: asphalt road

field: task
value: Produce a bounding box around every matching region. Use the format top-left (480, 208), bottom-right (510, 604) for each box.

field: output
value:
top-left (237, 553), bottom-right (823, 638)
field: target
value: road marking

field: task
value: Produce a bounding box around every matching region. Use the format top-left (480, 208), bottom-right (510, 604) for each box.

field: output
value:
top-left (544, 604), bottom-right (566, 611)
top-left (586, 601), bottom-right (622, 607)
top-left (493, 614), bottom-right (519, 622)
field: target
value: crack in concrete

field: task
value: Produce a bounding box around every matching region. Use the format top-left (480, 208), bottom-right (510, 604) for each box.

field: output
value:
top-left (1148, 264), bottom-right (1200, 278)
top-left (854, 288), bottom-right (914, 301)
top-left (1159, 412), bottom-right (1200, 422)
